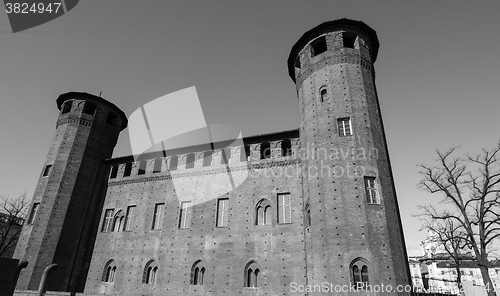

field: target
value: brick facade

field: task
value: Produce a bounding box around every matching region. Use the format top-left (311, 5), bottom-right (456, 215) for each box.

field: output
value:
top-left (14, 19), bottom-right (411, 295)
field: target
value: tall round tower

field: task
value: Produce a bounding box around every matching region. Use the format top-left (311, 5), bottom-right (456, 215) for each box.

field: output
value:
top-left (14, 92), bottom-right (127, 292)
top-left (288, 19), bottom-right (411, 294)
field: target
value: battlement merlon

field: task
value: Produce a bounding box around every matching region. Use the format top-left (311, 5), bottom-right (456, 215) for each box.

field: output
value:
top-left (104, 129), bottom-right (300, 179)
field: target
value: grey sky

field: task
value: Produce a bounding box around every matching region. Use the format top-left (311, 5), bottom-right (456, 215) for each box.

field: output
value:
top-left (1, 0), bottom-right (499, 256)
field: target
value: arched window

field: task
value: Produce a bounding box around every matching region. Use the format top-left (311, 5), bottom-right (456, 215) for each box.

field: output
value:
top-left (351, 258), bottom-right (369, 289)
top-left (319, 86), bottom-right (328, 102)
top-left (244, 260), bottom-right (261, 288)
top-left (102, 260), bottom-right (116, 283)
top-left (191, 260), bottom-right (206, 285)
top-left (112, 211), bottom-right (124, 232)
top-left (255, 199), bottom-right (272, 226)
top-left (143, 259), bottom-right (158, 284)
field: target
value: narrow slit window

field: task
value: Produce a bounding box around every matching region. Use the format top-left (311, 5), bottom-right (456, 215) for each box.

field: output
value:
top-left (123, 163), bottom-right (132, 177)
top-left (82, 101), bottom-right (97, 116)
top-left (153, 158), bottom-right (162, 173)
top-left (310, 36), bottom-right (327, 57)
top-left (42, 165), bottom-right (52, 177)
top-left (337, 117), bottom-right (352, 137)
top-left (61, 101), bottom-right (72, 114)
top-left (27, 202), bottom-right (40, 224)
top-left (320, 86), bottom-right (328, 102)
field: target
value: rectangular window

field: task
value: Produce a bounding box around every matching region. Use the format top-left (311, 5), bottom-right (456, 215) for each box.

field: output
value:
top-left (364, 177), bottom-right (380, 204)
top-left (109, 165), bottom-right (118, 179)
top-left (42, 165), bottom-right (52, 177)
top-left (123, 205), bottom-right (136, 231)
top-left (337, 117), bottom-right (352, 137)
top-left (277, 193), bottom-right (292, 224)
top-left (216, 198), bottom-right (229, 227)
top-left (178, 201), bottom-right (192, 229)
top-left (153, 158), bottom-right (162, 173)
top-left (152, 203), bottom-right (164, 230)
top-left (101, 209), bottom-right (114, 232)
top-left (27, 203), bottom-right (40, 224)
top-left (138, 160), bottom-right (147, 175)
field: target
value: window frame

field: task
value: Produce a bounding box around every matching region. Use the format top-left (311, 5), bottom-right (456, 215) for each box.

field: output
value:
top-left (152, 203), bottom-right (165, 230)
top-left (101, 209), bottom-right (114, 232)
top-left (27, 202), bottom-right (40, 224)
top-left (216, 198), bottom-right (229, 227)
top-left (351, 259), bottom-right (369, 290)
top-left (364, 176), bottom-right (380, 204)
top-left (277, 193), bottom-right (292, 224)
top-left (42, 165), bottom-right (52, 177)
top-left (123, 205), bottom-right (136, 231)
top-left (319, 86), bottom-right (328, 102)
top-left (337, 117), bottom-right (352, 137)
top-left (190, 260), bottom-right (206, 286)
top-left (178, 201), bottom-right (192, 229)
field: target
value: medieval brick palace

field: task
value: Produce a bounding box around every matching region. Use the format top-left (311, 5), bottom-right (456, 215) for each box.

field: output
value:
top-left (13, 19), bottom-right (411, 295)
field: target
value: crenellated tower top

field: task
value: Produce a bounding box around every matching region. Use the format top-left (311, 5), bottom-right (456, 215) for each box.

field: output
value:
top-left (287, 18), bottom-right (379, 83)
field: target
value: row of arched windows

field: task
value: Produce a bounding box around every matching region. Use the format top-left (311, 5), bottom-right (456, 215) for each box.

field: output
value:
top-left (102, 258), bottom-right (370, 289)
top-left (101, 259), bottom-right (264, 288)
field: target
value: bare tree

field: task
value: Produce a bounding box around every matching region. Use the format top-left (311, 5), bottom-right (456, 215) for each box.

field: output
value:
top-left (0, 193), bottom-right (29, 258)
top-left (418, 143), bottom-right (500, 296)
top-left (419, 217), bottom-right (469, 293)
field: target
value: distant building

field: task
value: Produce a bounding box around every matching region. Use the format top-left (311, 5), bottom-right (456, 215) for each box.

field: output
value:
top-left (409, 230), bottom-right (500, 295)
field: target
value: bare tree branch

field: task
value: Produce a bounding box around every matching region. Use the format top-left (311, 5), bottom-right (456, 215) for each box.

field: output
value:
top-left (417, 142), bottom-right (500, 296)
